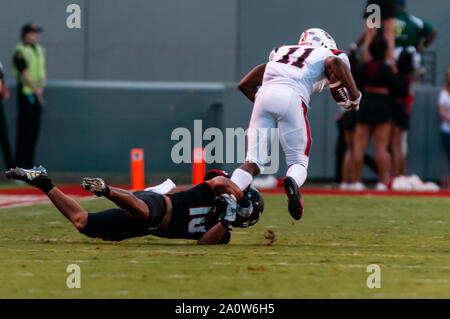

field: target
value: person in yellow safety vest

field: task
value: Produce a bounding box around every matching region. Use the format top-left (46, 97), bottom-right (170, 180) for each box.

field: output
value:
top-left (11, 23), bottom-right (46, 168)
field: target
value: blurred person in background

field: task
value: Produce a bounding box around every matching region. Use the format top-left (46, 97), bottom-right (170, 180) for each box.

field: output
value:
top-left (335, 111), bottom-right (356, 189)
top-left (335, 110), bottom-right (379, 190)
top-left (353, 34), bottom-right (408, 190)
top-left (335, 49), bottom-right (378, 190)
top-left (362, 0), bottom-right (397, 64)
top-left (0, 60), bottom-right (13, 170)
top-left (393, 0), bottom-right (436, 80)
top-left (11, 23), bottom-right (46, 168)
top-left (390, 50), bottom-right (414, 177)
top-left (438, 67), bottom-right (450, 174)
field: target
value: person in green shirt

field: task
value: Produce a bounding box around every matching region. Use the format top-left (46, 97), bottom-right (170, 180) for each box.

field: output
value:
top-left (394, 0), bottom-right (436, 69)
top-left (11, 23), bottom-right (46, 168)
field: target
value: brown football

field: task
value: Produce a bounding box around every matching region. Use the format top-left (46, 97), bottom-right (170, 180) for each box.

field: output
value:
top-left (329, 73), bottom-right (349, 103)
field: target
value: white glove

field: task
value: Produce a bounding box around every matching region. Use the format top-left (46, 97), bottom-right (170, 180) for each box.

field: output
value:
top-left (219, 194), bottom-right (237, 228)
top-left (338, 90), bottom-right (362, 111)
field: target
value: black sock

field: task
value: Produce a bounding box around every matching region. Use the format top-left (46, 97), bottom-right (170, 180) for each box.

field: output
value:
top-left (35, 177), bottom-right (54, 194)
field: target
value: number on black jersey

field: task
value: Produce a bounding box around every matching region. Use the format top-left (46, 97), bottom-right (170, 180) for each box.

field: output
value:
top-left (188, 207), bottom-right (210, 233)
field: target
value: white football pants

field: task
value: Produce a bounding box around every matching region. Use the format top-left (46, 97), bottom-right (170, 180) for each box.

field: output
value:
top-left (246, 84), bottom-right (311, 173)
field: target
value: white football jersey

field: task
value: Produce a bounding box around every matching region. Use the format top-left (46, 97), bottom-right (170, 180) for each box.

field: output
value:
top-left (262, 45), bottom-right (350, 105)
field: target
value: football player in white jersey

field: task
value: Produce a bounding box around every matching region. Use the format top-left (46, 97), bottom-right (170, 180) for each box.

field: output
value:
top-left (230, 28), bottom-right (362, 220)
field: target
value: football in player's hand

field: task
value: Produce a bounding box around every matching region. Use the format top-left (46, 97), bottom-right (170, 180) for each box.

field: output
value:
top-left (329, 73), bottom-right (349, 103)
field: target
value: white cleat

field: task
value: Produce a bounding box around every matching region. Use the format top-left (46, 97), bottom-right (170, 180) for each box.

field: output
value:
top-left (375, 182), bottom-right (387, 191)
top-left (339, 182), bottom-right (351, 190)
top-left (350, 182), bottom-right (366, 191)
top-left (144, 178), bottom-right (176, 195)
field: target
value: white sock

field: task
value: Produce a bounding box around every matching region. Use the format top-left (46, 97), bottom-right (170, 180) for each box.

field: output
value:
top-left (230, 168), bottom-right (253, 191)
top-left (144, 178), bottom-right (176, 194)
top-left (286, 164), bottom-right (307, 188)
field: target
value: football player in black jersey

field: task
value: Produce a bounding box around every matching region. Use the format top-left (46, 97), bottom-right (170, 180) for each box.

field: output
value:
top-left (4, 166), bottom-right (263, 245)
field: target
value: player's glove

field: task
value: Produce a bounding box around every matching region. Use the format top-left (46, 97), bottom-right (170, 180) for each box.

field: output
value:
top-left (204, 195), bottom-right (228, 231)
top-left (338, 90), bottom-right (362, 111)
top-left (81, 177), bottom-right (110, 197)
top-left (218, 194), bottom-right (237, 229)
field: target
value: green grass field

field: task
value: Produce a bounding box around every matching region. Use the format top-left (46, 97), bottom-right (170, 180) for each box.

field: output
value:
top-left (0, 194), bottom-right (449, 298)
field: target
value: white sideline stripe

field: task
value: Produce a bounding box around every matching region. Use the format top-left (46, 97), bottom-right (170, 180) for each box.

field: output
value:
top-left (0, 195), bottom-right (48, 204)
top-left (0, 195), bottom-right (95, 209)
top-left (46, 80), bottom-right (225, 91)
top-left (4, 260), bottom-right (449, 270)
top-left (5, 248), bottom-right (442, 260)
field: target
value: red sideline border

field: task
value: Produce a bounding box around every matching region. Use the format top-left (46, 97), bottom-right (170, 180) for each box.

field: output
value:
top-left (261, 187), bottom-right (450, 197)
top-left (0, 185), bottom-right (449, 197)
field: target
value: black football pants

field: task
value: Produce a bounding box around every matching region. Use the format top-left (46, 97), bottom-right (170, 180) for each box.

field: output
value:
top-left (0, 99), bottom-right (13, 169)
top-left (15, 93), bottom-right (41, 168)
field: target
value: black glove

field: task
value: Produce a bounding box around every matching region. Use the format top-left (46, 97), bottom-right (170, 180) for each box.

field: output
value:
top-left (204, 195), bottom-right (227, 230)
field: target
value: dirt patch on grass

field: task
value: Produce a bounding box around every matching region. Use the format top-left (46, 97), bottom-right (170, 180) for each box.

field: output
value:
top-left (259, 230), bottom-right (276, 246)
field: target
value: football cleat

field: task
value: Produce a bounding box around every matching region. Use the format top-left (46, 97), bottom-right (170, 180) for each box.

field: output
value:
top-left (5, 165), bottom-right (49, 186)
top-left (283, 177), bottom-right (304, 220)
top-left (81, 177), bottom-right (110, 197)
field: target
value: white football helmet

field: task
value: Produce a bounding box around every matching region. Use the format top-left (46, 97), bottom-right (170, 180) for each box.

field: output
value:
top-left (298, 28), bottom-right (337, 50)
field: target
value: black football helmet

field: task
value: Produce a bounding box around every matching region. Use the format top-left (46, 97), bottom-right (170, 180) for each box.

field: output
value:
top-left (233, 186), bottom-right (264, 228)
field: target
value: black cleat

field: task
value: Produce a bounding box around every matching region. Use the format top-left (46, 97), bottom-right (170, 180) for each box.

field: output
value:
top-left (283, 177), bottom-right (304, 220)
top-left (5, 165), bottom-right (49, 186)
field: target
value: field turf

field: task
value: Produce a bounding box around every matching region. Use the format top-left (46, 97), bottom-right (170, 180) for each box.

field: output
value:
top-left (0, 194), bottom-right (449, 298)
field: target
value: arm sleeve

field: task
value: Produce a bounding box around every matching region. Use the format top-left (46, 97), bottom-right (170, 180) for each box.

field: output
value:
top-left (420, 21), bottom-right (434, 38)
top-left (0, 61), bottom-right (4, 79)
top-left (13, 52), bottom-right (27, 73)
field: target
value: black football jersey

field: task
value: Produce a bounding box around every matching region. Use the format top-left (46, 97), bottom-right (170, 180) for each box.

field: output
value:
top-left (163, 182), bottom-right (220, 240)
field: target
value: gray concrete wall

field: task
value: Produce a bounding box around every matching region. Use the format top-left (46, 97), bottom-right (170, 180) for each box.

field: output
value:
top-left (0, 0), bottom-right (237, 82)
top-left (1, 0), bottom-right (448, 84)
top-left (1, 82), bottom-right (223, 172)
top-left (85, 0), bottom-right (237, 81)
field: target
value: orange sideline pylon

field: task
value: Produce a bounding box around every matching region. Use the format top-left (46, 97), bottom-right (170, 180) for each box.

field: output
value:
top-left (192, 147), bottom-right (205, 185)
top-left (131, 148), bottom-right (145, 190)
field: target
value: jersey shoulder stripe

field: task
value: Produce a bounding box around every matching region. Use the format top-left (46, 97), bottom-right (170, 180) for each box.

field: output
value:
top-left (331, 49), bottom-right (345, 56)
